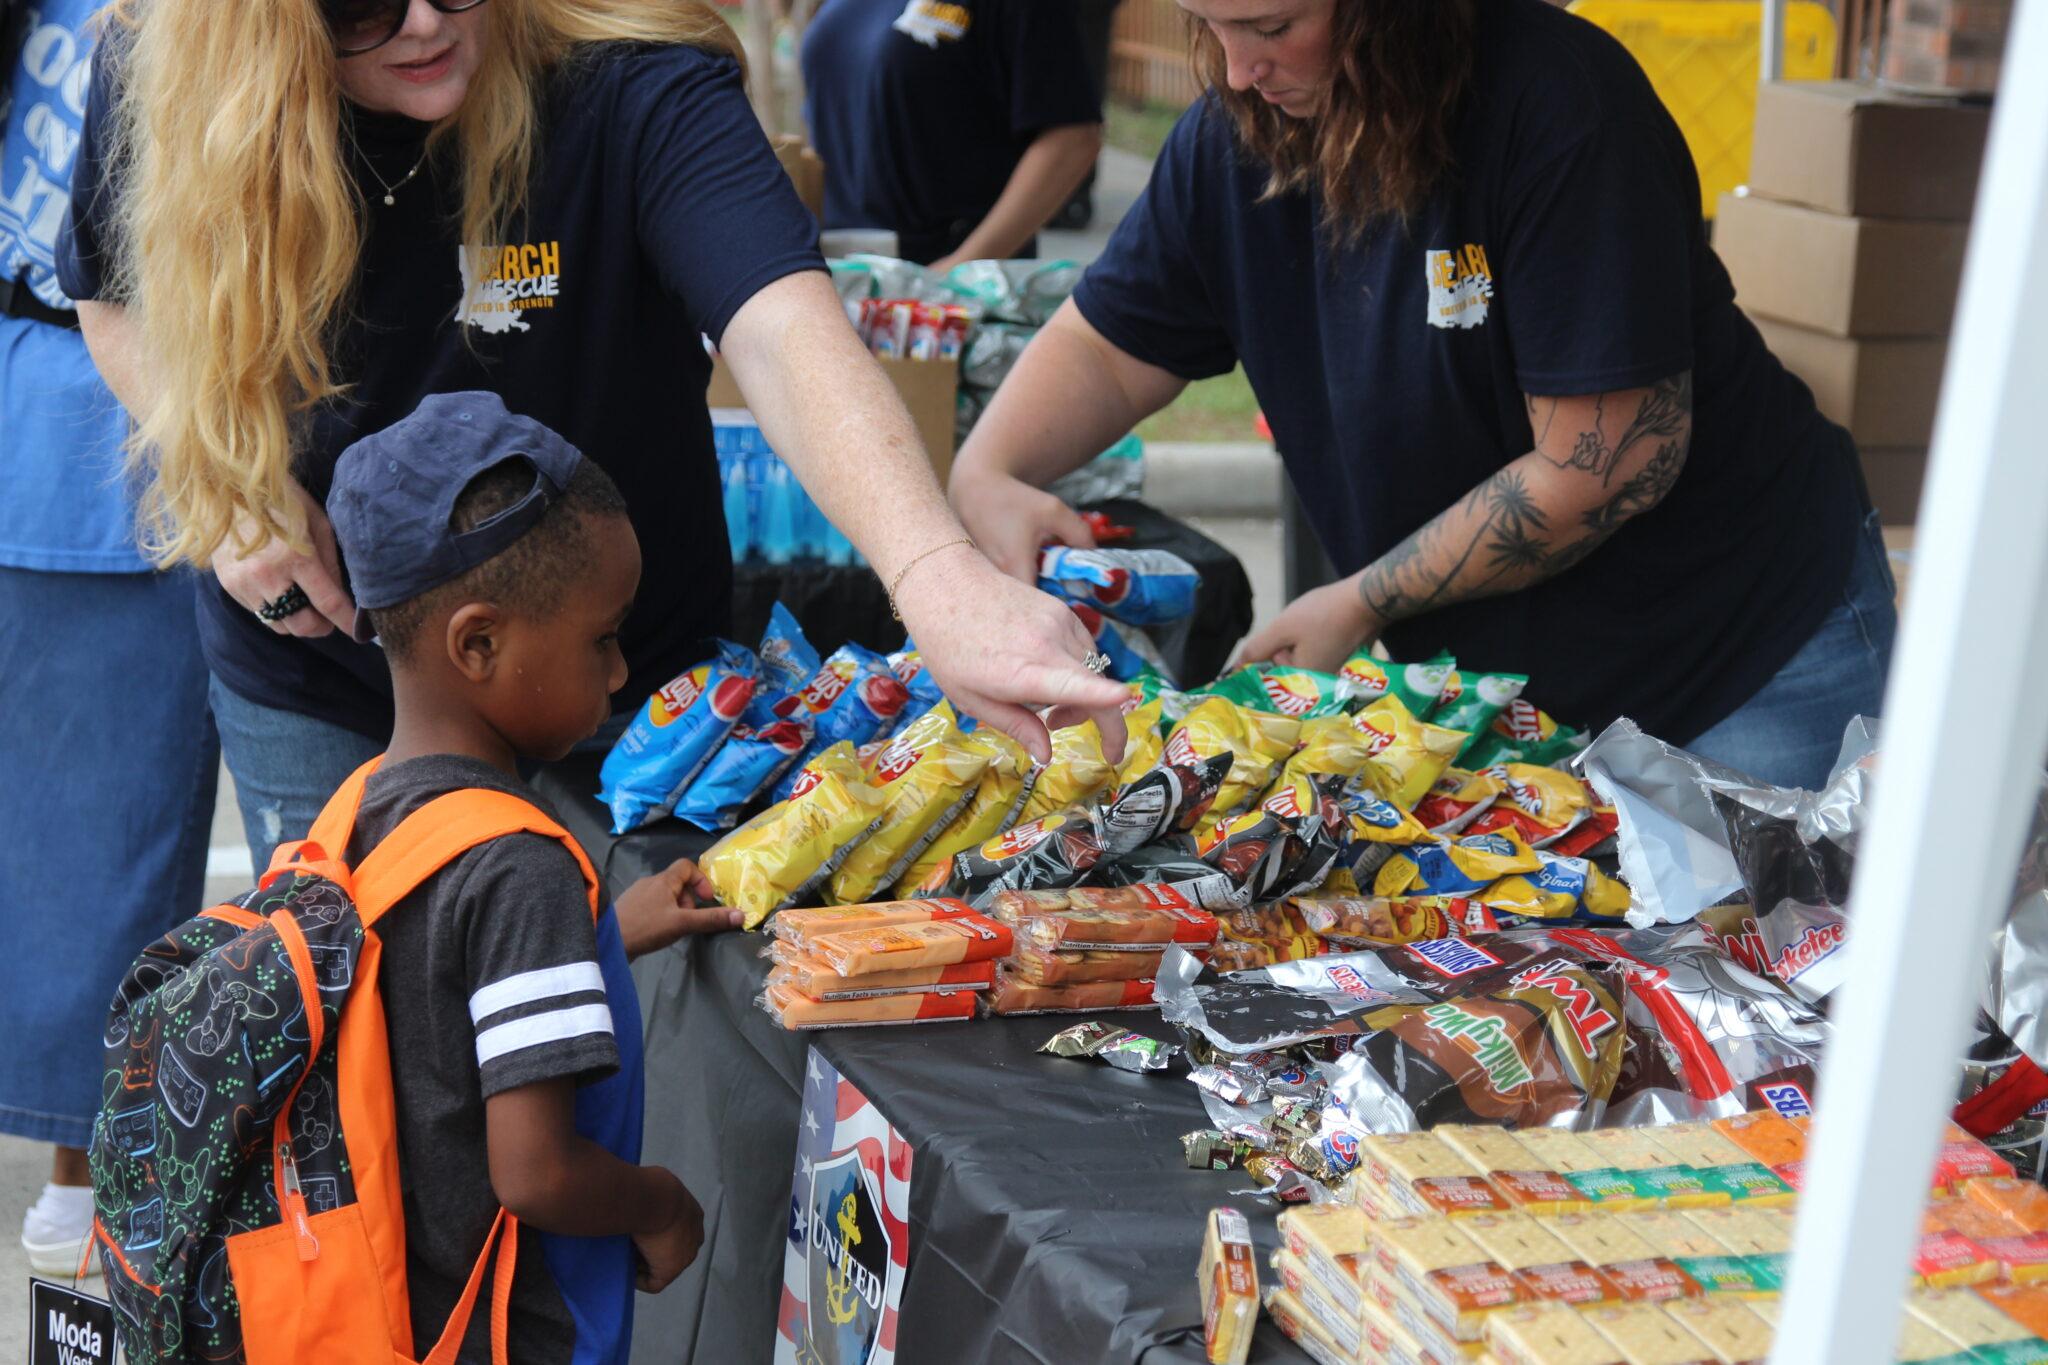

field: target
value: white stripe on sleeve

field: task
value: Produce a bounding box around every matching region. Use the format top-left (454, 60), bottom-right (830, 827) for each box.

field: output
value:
top-left (467, 961), bottom-right (606, 1026)
top-left (473, 1003), bottom-right (615, 1068)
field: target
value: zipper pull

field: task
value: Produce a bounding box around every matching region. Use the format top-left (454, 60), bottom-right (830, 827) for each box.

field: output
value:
top-left (278, 1141), bottom-right (321, 1262)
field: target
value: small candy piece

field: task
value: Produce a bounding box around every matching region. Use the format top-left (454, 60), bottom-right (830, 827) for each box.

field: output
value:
top-left (1182, 1130), bottom-right (1251, 1172)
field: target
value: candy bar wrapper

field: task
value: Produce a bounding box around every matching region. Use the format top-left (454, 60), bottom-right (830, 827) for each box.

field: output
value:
top-left (1245, 1153), bottom-right (1318, 1205)
top-left (805, 912), bottom-right (1013, 976)
top-left (761, 978), bottom-right (980, 1029)
top-left (986, 970), bottom-right (1156, 1016)
top-left (1182, 1129), bottom-right (1255, 1171)
top-left (1038, 1019), bottom-right (1177, 1073)
top-left (765, 945), bottom-right (994, 1000)
top-left (771, 897), bottom-right (987, 952)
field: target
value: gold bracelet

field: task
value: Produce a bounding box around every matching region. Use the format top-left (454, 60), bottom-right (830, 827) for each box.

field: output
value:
top-left (887, 537), bottom-right (975, 621)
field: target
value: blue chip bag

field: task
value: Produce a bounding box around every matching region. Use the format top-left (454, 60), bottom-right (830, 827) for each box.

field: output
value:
top-left (599, 641), bottom-right (758, 833)
top-left (769, 644), bottom-right (912, 801)
top-left (881, 644), bottom-right (950, 738)
top-left (669, 606), bottom-right (821, 830)
top-left (1038, 546), bottom-right (1199, 626)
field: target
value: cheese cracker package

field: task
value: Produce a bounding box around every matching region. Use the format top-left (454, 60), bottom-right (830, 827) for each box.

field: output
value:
top-left (829, 704), bottom-right (991, 904)
top-left (702, 749), bottom-right (884, 928)
top-left (1649, 1125), bottom-right (1795, 1208)
top-left (1359, 1130), bottom-right (1510, 1218)
top-left (766, 954), bottom-right (994, 1001)
top-left (1372, 1215), bottom-right (1525, 1342)
top-left (1277, 1203), bottom-right (1372, 1320)
top-left (805, 914), bottom-right (1013, 975)
top-left (1580, 1302), bottom-right (1719, 1364)
top-left (1548, 1213), bottom-right (1705, 1303)
top-left (1660, 1299), bottom-right (1773, 1365)
top-left (1435, 1125), bottom-right (1591, 1217)
top-left (1200, 1206), bottom-right (1259, 1365)
top-left (1905, 1287), bottom-right (2043, 1355)
top-left (1262, 1286), bottom-right (1355, 1365)
top-left (761, 978), bottom-right (979, 1029)
top-left (1487, 1303), bottom-right (1624, 1365)
top-left (985, 972), bottom-right (1157, 1015)
top-left (771, 897), bottom-right (984, 950)
top-left (1270, 1250), bottom-right (1364, 1360)
top-left (1459, 1212), bottom-right (1620, 1308)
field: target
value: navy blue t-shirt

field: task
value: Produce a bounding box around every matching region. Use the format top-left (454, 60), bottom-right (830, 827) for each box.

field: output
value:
top-left (58, 43), bottom-right (825, 740)
top-left (1072, 0), bottom-right (1866, 744)
top-left (801, 0), bottom-right (1100, 263)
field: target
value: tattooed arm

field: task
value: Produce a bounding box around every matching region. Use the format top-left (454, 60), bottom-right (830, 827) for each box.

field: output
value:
top-left (1235, 372), bottom-right (1693, 672)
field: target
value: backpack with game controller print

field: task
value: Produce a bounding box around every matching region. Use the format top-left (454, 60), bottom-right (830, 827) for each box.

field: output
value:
top-left (87, 757), bottom-right (600, 1364)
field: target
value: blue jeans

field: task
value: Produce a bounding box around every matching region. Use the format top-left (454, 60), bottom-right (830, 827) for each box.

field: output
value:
top-left (211, 680), bottom-right (632, 871)
top-left (0, 568), bottom-right (218, 1146)
top-left (1685, 511), bottom-right (1898, 790)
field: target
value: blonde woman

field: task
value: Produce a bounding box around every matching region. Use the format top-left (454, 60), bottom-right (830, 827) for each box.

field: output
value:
top-left (951, 0), bottom-right (1893, 790)
top-left (58, 0), bottom-right (1126, 880)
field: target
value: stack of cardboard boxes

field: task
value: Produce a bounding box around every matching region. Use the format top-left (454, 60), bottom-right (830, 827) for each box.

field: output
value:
top-left (1715, 80), bottom-right (1990, 528)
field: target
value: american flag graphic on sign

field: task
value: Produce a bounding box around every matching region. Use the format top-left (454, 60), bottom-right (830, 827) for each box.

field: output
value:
top-left (775, 1048), bottom-right (913, 1365)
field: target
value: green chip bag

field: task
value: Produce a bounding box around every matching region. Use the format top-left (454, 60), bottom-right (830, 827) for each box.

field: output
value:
top-left (1201, 664), bottom-right (1347, 720)
top-left (1337, 650), bottom-right (1455, 719)
top-left (1432, 671), bottom-right (1529, 759)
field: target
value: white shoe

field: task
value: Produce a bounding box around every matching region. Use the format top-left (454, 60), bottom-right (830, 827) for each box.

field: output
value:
top-left (21, 1183), bottom-right (98, 1278)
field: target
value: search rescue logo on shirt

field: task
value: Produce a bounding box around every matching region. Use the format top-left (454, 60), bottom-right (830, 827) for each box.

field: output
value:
top-left (1425, 244), bottom-right (1493, 330)
top-left (455, 240), bottom-right (562, 334)
top-left (893, 0), bottom-right (971, 48)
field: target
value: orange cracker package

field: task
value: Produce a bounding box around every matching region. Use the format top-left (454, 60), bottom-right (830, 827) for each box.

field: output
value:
top-left (702, 745), bottom-right (883, 929)
top-left (770, 897), bottom-right (984, 950)
top-left (1201, 1207), bottom-right (1259, 1365)
top-left (766, 948), bottom-right (995, 1000)
top-left (1010, 945), bottom-right (1164, 986)
top-left (893, 726), bottom-right (1033, 897)
top-left (1018, 720), bottom-right (1115, 827)
top-left (1351, 695), bottom-right (1469, 811)
top-left (762, 978), bottom-right (979, 1029)
top-left (805, 913), bottom-right (1013, 976)
top-left (828, 704), bottom-right (991, 905)
top-left (986, 971), bottom-right (1157, 1015)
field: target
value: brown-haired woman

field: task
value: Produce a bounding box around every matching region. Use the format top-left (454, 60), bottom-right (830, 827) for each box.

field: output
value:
top-left (951, 0), bottom-right (1893, 790)
top-left (58, 0), bottom-right (1128, 879)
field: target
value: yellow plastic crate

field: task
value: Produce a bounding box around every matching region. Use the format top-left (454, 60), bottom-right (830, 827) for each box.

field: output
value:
top-left (1568, 0), bottom-right (1837, 216)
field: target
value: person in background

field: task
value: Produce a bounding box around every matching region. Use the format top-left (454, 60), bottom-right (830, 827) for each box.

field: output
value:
top-left (801, 0), bottom-right (1105, 270)
top-left (0, 0), bottom-right (219, 1273)
top-left (950, 0), bottom-right (1895, 793)
top-left (61, 0), bottom-right (1127, 878)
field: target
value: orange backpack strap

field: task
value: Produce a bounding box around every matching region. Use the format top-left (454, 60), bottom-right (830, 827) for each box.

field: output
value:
top-left (347, 787), bottom-right (602, 928)
top-left (420, 1208), bottom-right (518, 1365)
top-left (264, 756), bottom-right (387, 887)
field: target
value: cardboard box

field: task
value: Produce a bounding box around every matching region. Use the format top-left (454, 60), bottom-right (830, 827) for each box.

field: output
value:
top-left (1754, 318), bottom-right (1948, 446)
top-left (707, 354), bottom-right (959, 482)
top-left (1861, 446), bottom-right (1929, 525)
top-left (1716, 192), bottom-right (1969, 337)
top-left (771, 135), bottom-right (826, 222)
top-left (1747, 82), bottom-right (1990, 221)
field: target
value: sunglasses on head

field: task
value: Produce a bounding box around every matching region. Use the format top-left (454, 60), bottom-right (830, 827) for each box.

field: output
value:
top-left (324, 0), bottom-right (488, 56)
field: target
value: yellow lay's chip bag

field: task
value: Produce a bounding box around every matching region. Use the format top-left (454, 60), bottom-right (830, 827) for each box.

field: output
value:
top-left (1020, 720), bottom-right (1115, 827)
top-left (1114, 702), bottom-right (1166, 790)
top-left (892, 727), bottom-right (1033, 897)
top-left (828, 704), bottom-right (992, 905)
top-left (1170, 697), bottom-right (1301, 838)
top-left (1333, 783), bottom-right (1434, 846)
top-left (1374, 827), bottom-right (1544, 898)
top-left (1485, 763), bottom-right (1594, 832)
top-left (703, 752), bottom-right (886, 929)
top-left (1265, 715), bottom-right (1376, 800)
top-left (1350, 695), bottom-right (1469, 811)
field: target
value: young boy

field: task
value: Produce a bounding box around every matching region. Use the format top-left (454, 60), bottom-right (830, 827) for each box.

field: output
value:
top-left (324, 392), bottom-right (737, 1364)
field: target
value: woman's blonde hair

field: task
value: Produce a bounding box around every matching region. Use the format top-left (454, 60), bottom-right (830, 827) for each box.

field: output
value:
top-left (101, 0), bottom-right (740, 567)
top-left (1190, 0), bottom-right (1474, 241)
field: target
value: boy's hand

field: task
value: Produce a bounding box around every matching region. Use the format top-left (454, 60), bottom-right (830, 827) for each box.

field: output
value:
top-left (616, 858), bottom-right (741, 959)
top-left (633, 1170), bottom-right (704, 1292)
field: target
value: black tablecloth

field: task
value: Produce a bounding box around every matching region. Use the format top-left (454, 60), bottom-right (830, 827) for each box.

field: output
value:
top-left (534, 757), bottom-right (1311, 1365)
top-left (732, 498), bottom-right (1255, 690)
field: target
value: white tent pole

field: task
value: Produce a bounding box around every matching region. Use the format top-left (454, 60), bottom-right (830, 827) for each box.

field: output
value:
top-left (1770, 1), bottom-right (2048, 1358)
top-left (1761, 0), bottom-right (1787, 81)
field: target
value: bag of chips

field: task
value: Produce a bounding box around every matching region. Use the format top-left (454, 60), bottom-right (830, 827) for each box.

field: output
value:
top-left (1114, 701), bottom-right (1167, 789)
top-left (828, 705), bottom-right (992, 905)
top-left (769, 644), bottom-right (912, 801)
top-left (670, 605), bottom-right (822, 830)
top-left (1098, 728), bottom-right (1237, 857)
top-left (1333, 782), bottom-right (1434, 848)
top-left (702, 747), bottom-right (885, 928)
top-left (600, 641), bottom-right (759, 833)
top-left (1463, 699), bottom-right (1591, 770)
top-left (1350, 695), bottom-right (1469, 811)
top-left (1412, 767), bottom-right (1507, 835)
top-left (1375, 828), bottom-right (1545, 898)
top-left (892, 726), bottom-right (1034, 897)
top-left (1016, 721), bottom-right (1114, 827)
top-left (932, 806), bottom-right (1107, 905)
top-left (1167, 697), bottom-right (1300, 838)
top-left (879, 648), bottom-right (948, 739)
top-left (1336, 651), bottom-right (1455, 719)
top-left (1431, 670), bottom-right (1528, 757)
top-left (1204, 665), bottom-right (1347, 722)
top-left (1038, 545), bottom-right (1199, 625)
top-left (1476, 852), bottom-right (1632, 922)
top-left (1198, 778), bottom-right (1345, 909)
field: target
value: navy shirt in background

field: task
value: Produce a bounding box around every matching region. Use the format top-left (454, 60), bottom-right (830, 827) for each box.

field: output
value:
top-left (1072, 0), bottom-right (1866, 745)
top-left (58, 43), bottom-right (825, 741)
top-left (801, 0), bottom-right (1101, 263)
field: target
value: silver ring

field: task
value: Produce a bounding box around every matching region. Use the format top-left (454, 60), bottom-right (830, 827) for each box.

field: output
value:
top-left (1083, 650), bottom-right (1112, 675)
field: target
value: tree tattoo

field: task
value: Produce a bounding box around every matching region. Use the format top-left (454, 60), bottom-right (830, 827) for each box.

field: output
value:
top-left (1357, 373), bottom-right (1694, 626)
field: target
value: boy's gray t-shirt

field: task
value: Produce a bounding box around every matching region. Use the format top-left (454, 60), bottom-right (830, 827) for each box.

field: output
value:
top-left (349, 754), bottom-right (619, 1364)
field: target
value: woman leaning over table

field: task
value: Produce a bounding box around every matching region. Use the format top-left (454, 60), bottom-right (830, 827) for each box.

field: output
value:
top-left (949, 0), bottom-right (1895, 791)
top-left (59, 0), bottom-right (1127, 873)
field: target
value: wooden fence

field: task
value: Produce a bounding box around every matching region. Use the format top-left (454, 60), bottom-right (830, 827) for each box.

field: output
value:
top-left (1110, 0), bottom-right (1200, 106)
